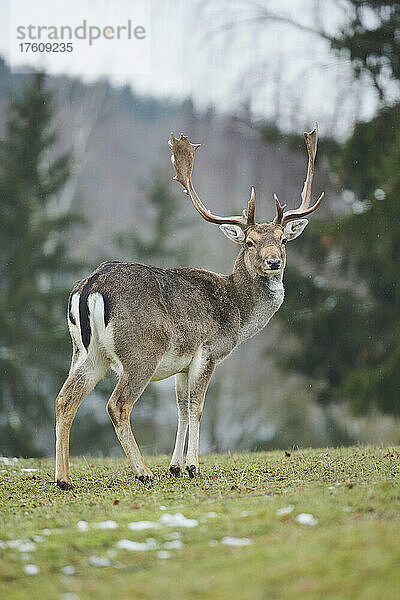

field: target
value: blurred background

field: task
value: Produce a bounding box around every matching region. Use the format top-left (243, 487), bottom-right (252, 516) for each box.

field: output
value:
top-left (0, 0), bottom-right (399, 457)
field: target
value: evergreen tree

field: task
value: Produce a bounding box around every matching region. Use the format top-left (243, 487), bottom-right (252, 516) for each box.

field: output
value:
top-left (278, 4), bottom-right (400, 416)
top-left (331, 0), bottom-right (400, 100)
top-left (0, 73), bottom-right (80, 455)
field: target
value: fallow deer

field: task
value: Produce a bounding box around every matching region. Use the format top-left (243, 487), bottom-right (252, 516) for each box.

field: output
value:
top-left (55, 124), bottom-right (324, 489)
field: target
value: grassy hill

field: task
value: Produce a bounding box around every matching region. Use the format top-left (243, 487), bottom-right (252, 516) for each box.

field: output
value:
top-left (1, 447), bottom-right (399, 599)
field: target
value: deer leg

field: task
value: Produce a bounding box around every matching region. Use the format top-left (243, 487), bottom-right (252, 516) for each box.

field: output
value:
top-left (186, 358), bottom-right (214, 478)
top-left (169, 373), bottom-right (189, 477)
top-left (107, 374), bottom-right (154, 485)
top-left (55, 366), bottom-right (101, 490)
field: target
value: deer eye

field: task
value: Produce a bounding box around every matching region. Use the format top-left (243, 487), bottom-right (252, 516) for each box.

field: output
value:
top-left (281, 238), bottom-right (288, 245)
top-left (246, 240), bottom-right (255, 248)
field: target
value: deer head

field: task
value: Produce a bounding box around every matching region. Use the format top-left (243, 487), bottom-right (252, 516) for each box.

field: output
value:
top-left (169, 124), bottom-right (324, 277)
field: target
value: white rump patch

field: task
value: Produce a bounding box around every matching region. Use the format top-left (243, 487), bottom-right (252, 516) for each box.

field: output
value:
top-left (69, 293), bottom-right (83, 348)
top-left (87, 292), bottom-right (123, 376)
top-left (68, 292), bottom-right (87, 370)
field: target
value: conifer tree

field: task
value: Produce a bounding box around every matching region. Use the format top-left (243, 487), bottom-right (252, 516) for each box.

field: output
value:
top-left (0, 73), bottom-right (79, 455)
top-left (278, 3), bottom-right (400, 416)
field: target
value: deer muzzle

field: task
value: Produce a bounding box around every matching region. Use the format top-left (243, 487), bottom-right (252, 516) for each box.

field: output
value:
top-left (263, 256), bottom-right (282, 272)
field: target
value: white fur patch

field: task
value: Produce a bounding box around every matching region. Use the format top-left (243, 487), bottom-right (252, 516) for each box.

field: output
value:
top-left (283, 218), bottom-right (308, 241)
top-left (151, 351), bottom-right (192, 382)
top-left (188, 346), bottom-right (208, 386)
top-left (238, 283), bottom-right (284, 343)
top-left (68, 293), bottom-right (87, 370)
top-left (66, 292), bottom-right (110, 385)
top-left (268, 278), bottom-right (284, 293)
top-left (88, 292), bottom-right (123, 376)
top-left (219, 224), bottom-right (246, 244)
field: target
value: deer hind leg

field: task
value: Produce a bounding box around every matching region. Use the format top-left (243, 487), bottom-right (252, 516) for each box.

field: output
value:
top-left (186, 352), bottom-right (214, 478)
top-left (107, 373), bottom-right (154, 485)
top-left (55, 360), bottom-right (105, 490)
top-left (169, 373), bottom-right (189, 477)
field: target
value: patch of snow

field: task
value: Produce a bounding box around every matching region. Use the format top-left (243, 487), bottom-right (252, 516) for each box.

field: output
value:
top-left (240, 511), bottom-right (249, 517)
top-left (208, 540), bottom-right (218, 547)
top-left (0, 457), bottom-right (18, 465)
top-left (295, 513), bottom-right (318, 526)
top-left (94, 521), bottom-right (118, 530)
top-left (163, 540), bottom-right (183, 550)
top-left (32, 535), bottom-right (43, 543)
top-left (41, 529), bottom-right (51, 536)
top-left (7, 540), bottom-right (36, 552)
top-left (157, 551), bottom-right (171, 559)
top-left (89, 555), bottom-right (112, 567)
top-left (61, 565), bottom-right (75, 576)
top-left (23, 564), bottom-right (40, 575)
top-left (116, 538), bottom-right (157, 551)
top-left (128, 521), bottom-right (158, 531)
top-left (77, 521), bottom-right (89, 532)
top-left (159, 505), bottom-right (167, 510)
top-left (221, 537), bottom-right (253, 546)
top-left (21, 468), bottom-right (38, 473)
top-left (276, 505), bottom-right (294, 516)
top-left (159, 513), bottom-right (198, 528)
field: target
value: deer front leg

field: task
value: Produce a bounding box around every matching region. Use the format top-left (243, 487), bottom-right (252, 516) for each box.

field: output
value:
top-left (107, 375), bottom-right (154, 485)
top-left (169, 373), bottom-right (189, 477)
top-left (186, 357), bottom-right (214, 478)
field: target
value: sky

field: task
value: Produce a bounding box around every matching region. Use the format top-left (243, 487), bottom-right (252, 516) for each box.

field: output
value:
top-left (0, 0), bottom-right (397, 139)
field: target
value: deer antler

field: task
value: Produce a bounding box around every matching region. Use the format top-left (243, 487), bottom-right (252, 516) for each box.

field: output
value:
top-left (273, 123), bottom-right (324, 225)
top-left (169, 133), bottom-right (256, 230)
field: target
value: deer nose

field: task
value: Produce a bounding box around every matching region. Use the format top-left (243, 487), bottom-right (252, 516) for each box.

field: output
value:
top-left (266, 258), bottom-right (281, 270)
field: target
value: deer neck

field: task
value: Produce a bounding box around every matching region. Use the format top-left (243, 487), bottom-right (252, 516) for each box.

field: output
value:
top-left (231, 249), bottom-right (284, 344)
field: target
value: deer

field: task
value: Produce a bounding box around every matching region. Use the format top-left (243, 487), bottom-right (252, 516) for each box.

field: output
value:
top-left (55, 124), bottom-right (324, 490)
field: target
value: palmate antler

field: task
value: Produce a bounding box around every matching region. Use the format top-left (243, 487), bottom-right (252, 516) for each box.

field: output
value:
top-left (169, 133), bottom-right (256, 230)
top-left (169, 125), bottom-right (324, 230)
top-left (273, 123), bottom-right (325, 225)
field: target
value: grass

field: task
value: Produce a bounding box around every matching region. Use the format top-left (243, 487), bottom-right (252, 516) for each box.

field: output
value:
top-left (1, 447), bottom-right (400, 599)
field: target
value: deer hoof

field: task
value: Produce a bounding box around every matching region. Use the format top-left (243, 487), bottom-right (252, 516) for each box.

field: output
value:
top-left (137, 475), bottom-right (153, 486)
top-left (186, 465), bottom-right (201, 479)
top-left (56, 479), bottom-right (73, 491)
top-left (169, 465), bottom-right (182, 478)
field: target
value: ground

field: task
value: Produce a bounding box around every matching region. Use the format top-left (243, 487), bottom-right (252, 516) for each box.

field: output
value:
top-left (1, 447), bottom-right (399, 600)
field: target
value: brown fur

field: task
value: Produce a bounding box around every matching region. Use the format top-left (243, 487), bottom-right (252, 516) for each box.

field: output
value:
top-left (54, 227), bottom-right (289, 488)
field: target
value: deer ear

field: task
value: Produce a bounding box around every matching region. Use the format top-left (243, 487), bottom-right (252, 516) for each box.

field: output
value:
top-left (283, 219), bottom-right (308, 241)
top-left (219, 224), bottom-right (246, 244)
